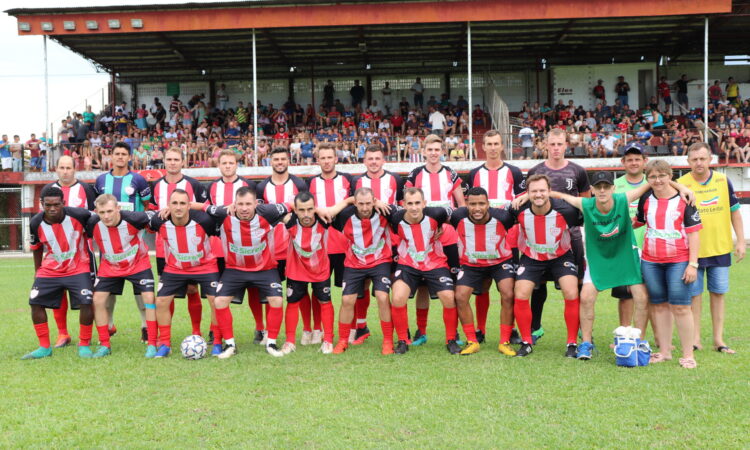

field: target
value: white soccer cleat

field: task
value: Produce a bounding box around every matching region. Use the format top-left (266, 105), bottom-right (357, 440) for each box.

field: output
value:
top-left (259, 330), bottom-right (268, 346)
top-left (348, 328), bottom-right (357, 344)
top-left (217, 345), bottom-right (237, 360)
top-left (300, 330), bottom-right (313, 345)
top-left (281, 342), bottom-right (297, 355)
top-left (311, 330), bottom-right (324, 345)
top-left (320, 341), bottom-right (334, 354)
top-left (265, 343), bottom-right (284, 357)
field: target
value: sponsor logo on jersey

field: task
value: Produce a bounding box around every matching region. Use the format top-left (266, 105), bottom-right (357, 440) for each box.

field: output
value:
top-left (600, 225), bottom-right (620, 238)
top-left (103, 245), bottom-right (139, 263)
top-left (699, 196), bottom-right (719, 207)
top-left (170, 249), bottom-right (204, 262)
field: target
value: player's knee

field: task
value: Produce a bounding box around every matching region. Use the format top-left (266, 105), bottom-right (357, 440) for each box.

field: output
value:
top-left (267, 296), bottom-right (283, 307)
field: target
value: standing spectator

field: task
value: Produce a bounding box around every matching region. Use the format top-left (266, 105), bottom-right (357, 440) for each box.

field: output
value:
top-left (350, 80), bottom-right (365, 109)
top-left (26, 133), bottom-right (41, 172)
top-left (0, 134), bottom-right (10, 171)
top-left (82, 106), bottom-right (96, 127)
top-left (675, 74), bottom-right (690, 111)
top-left (592, 79), bottom-right (605, 104)
top-left (381, 82), bottom-right (393, 114)
top-left (323, 80), bottom-right (335, 108)
top-left (708, 80), bottom-right (723, 107)
top-left (599, 131), bottom-right (619, 157)
top-left (216, 83), bottom-right (228, 110)
top-left (411, 77), bottom-right (424, 110)
top-left (428, 106), bottom-right (446, 136)
top-left (134, 104), bottom-right (148, 130)
top-left (726, 77), bottom-right (740, 105)
top-left (615, 76), bottom-right (630, 106)
top-left (657, 76), bottom-right (673, 113)
top-left (9, 135), bottom-right (23, 172)
top-left (519, 124), bottom-right (535, 159)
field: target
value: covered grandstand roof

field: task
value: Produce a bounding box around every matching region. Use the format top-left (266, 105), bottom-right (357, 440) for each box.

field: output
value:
top-left (6, 0), bottom-right (746, 81)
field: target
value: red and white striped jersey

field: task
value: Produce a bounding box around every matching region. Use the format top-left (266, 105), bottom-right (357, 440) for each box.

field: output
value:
top-left (286, 215), bottom-right (330, 282)
top-left (208, 176), bottom-right (256, 207)
top-left (42, 181), bottom-right (97, 210)
top-left (151, 175), bottom-right (208, 259)
top-left (390, 207), bottom-right (450, 271)
top-left (205, 203), bottom-right (289, 272)
top-left (308, 172), bottom-right (353, 254)
top-left (449, 207), bottom-right (515, 266)
top-left (635, 192), bottom-right (702, 263)
top-left (256, 174), bottom-right (308, 260)
top-left (29, 207), bottom-right (91, 277)
top-left (148, 210), bottom-right (219, 274)
top-left (86, 210), bottom-right (152, 277)
top-left (405, 165), bottom-right (463, 208)
top-left (353, 170), bottom-right (403, 204)
top-left (333, 205), bottom-right (393, 269)
top-left (514, 199), bottom-right (582, 261)
top-left (467, 163), bottom-right (524, 208)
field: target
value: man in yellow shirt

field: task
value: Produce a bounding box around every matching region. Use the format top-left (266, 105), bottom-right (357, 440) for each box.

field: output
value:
top-left (678, 142), bottom-right (745, 353)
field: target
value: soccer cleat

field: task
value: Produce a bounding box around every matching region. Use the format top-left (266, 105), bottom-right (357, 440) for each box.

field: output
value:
top-left (252, 329), bottom-right (264, 345)
top-left (211, 344), bottom-right (223, 356)
top-left (282, 342), bottom-right (297, 355)
top-left (265, 343), bottom-right (284, 357)
top-left (577, 341), bottom-right (594, 360)
top-left (381, 342), bottom-right (394, 355)
top-left (348, 328), bottom-right (357, 344)
top-left (454, 333), bottom-right (465, 347)
top-left (108, 325), bottom-right (117, 337)
top-left (333, 341), bottom-right (348, 354)
top-left (140, 327), bottom-right (148, 343)
top-left (515, 342), bottom-right (533, 357)
top-left (509, 328), bottom-right (523, 345)
top-left (532, 327), bottom-right (545, 345)
top-left (154, 345), bottom-right (171, 358)
top-left (320, 341), bottom-right (334, 354)
top-left (411, 330), bottom-right (428, 346)
top-left (475, 330), bottom-right (486, 344)
top-left (300, 331), bottom-right (313, 346)
top-left (446, 339), bottom-right (462, 355)
top-left (54, 335), bottom-right (71, 348)
top-left (394, 340), bottom-right (409, 355)
top-left (565, 343), bottom-right (578, 358)
top-left (352, 327), bottom-right (371, 345)
top-left (78, 345), bottom-right (94, 358)
top-left (218, 344), bottom-right (237, 359)
top-left (207, 330), bottom-right (214, 343)
top-left (498, 342), bottom-right (517, 356)
top-left (460, 341), bottom-right (480, 355)
top-left (311, 330), bottom-right (324, 345)
top-left (144, 345), bottom-right (157, 358)
top-left (93, 346), bottom-right (111, 358)
top-left (21, 346), bottom-right (52, 360)
top-left (259, 330), bottom-right (268, 346)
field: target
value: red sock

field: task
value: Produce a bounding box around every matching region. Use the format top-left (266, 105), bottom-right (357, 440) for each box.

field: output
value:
top-left (187, 292), bottom-right (202, 335)
top-left (514, 299), bottom-right (533, 343)
top-left (210, 324), bottom-right (221, 345)
top-left (442, 307), bottom-right (458, 343)
top-left (146, 320), bottom-right (158, 346)
top-left (320, 302), bottom-right (334, 343)
top-left (311, 295), bottom-right (322, 330)
top-left (356, 296), bottom-right (370, 328)
top-left (564, 298), bottom-right (581, 344)
top-left (169, 300), bottom-right (175, 317)
top-left (299, 293), bottom-right (312, 332)
top-left (391, 305), bottom-right (409, 342)
top-left (79, 324), bottom-right (93, 346)
top-left (475, 292), bottom-right (490, 334)
top-left (158, 324), bottom-right (172, 347)
top-left (215, 307), bottom-right (234, 341)
top-left (462, 323), bottom-right (478, 343)
top-left (53, 292), bottom-right (69, 335)
top-left (338, 321), bottom-right (352, 345)
top-left (266, 306), bottom-right (283, 340)
top-left (381, 320), bottom-right (394, 344)
top-left (500, 324), bottom-right (513, 343)
top-left (247, 288), bottom-right (265, 331)
top-left (416, 306), bottom-right (429, 334)
top-left (97, 325), bottom-right (111, 348)
top-left (285, 302), bottom-right (300, 343)
top-left (33, 322), bottom-right (50, 348)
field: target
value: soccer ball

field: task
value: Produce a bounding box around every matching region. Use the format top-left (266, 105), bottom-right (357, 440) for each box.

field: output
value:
top-left (180, 335), bottom-right (207, 360)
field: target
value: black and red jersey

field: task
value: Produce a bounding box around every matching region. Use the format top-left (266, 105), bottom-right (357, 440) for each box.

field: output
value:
top-left (286, 214), bottom-right (330, 282)
top-left (332, 205), bottom-right (394, 269)
top-left (513, 199), bottom-right (582, 261)
top-left (42, 180), bottom-right (97, 210)
top-left (352, 170), bottom-right (403, 204)
top-left (390, 206), bottom-right (450, 271)
top-left (449, 207), bottom-right (515, 267)
top-left (86, 210), bottom-right (152, 277)
top-left (151, 175), bottom-right (208, 259)
top-left (30, 207), bottom-right (91, 277)
top-left (308, 172), bottom-right (353, 254)
top-left (256, 174), bottom-right (308, 260)
top-left (148, 210), bottom-right (219, 274)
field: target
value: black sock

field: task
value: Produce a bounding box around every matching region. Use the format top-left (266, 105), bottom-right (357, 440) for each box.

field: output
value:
top-left (530, 283), bottom-right (547, 332)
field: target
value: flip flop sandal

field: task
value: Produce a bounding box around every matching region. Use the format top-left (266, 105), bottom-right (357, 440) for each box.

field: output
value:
top-left (716, 346), bottom-right (736, 354)
top-left (679, 357), bottom-right (697, 369)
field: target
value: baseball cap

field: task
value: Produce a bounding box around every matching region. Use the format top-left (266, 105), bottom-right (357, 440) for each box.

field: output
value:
top-left (591, 171), bottom-right (614, 186)
top-left (623, 142), bottom-right (645, 155)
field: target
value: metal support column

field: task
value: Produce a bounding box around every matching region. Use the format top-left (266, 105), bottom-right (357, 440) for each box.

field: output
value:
top-left (252, 28), bottom-right (259, 160)
top-left (703, 16), bottom-right (709, 143)
top-left (43, 36), bottom-right (49, 152)
top-left (467, 21), bottom-right (473, 160)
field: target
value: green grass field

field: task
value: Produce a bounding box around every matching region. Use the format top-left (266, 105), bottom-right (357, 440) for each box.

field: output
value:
top-left (1, 257), bottom-right (748, 448)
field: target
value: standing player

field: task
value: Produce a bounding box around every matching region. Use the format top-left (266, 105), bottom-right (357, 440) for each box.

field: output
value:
top-left (306, 143), bottom-right (353, 345)
top-left (151, 147), bottom-right (209, 338)
top-left (525, 128), bottom-right (590, 343)
top-left (86, 194), bottom-right (157, 358)
top-left (94, 142), bottom-right (152, 341)
top-left (43, 156), bottom-right (97, 348)
top-left (207, 187), bottom-right (290, 359)
top-left (148, 189), bottom-right (219, 358)
top-left (390, 187), bottom-right (460, 355)
top-left (404, 134), bottom-right (464, 346)
top-left (511, 174), bottom-right (583, 357)
top-left (450, 187), bottom-right (517, 356)
top-left (24, 186), bottom-right (94, 359)
top-left (467, 130), bottom-right (524, 343)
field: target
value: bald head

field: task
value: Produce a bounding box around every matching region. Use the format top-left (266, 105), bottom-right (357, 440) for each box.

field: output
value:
top-left (56, 156), bottom-right (76, 186)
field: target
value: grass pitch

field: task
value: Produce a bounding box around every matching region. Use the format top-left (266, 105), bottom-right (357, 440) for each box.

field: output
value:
top-left (0, 258), bottom-right (748, 447)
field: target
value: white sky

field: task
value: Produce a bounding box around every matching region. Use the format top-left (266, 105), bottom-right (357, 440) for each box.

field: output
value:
top-left (0, 1), bottom-right (243, 141)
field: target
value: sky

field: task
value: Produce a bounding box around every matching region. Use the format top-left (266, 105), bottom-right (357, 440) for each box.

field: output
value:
top-left (0, 0), bottom-right (242, 141)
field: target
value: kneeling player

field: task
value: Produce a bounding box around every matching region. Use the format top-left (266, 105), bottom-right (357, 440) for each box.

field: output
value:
top-left (87, 194), bottom-right (157, 358)
top-left (24, 186), bottom-right (95, 359)
top-left (449, 187), bottom-right (517, 356)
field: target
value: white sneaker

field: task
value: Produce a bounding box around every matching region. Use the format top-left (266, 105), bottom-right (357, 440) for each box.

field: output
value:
top-left (320, 341), bottom-right (333, 354)
top-left (311, 330), bottom-right (324, 344)
top-left (300, 330), bottom-right (313, 345)
top-left (281, 342), bottom-right (296, 355)
top-left (348, 328), bottom-right (357, 344)
top-left (259, 330), bottom-right (268, 346)
top-left (217, 345), bottom-right (236, 359)
top-left (265, 343), bottom-right (284, 357)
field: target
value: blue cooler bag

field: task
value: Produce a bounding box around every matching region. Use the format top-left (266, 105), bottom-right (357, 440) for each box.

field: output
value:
top-left (614, 337), bottom-right (651, 367)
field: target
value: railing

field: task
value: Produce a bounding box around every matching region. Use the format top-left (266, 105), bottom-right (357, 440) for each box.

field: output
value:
top-left (482, 71), bottom-right (512, 158)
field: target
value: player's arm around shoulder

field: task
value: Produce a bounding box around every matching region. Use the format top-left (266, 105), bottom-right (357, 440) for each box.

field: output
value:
top-left (550, 191), bottom-right (583, 210)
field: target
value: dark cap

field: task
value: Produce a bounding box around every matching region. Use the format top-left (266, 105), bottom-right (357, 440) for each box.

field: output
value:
top-left (623, 142), bottom-right (645, 155)
top-left (591, 171), bottom-right (614, 186)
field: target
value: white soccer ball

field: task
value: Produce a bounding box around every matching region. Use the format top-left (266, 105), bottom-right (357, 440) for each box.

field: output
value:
top-left (180, 335), bottom-right (207, 360)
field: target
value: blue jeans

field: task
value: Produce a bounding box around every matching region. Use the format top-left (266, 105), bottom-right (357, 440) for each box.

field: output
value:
top-left (617, 95), bottom-right (629, 106)
top-left (641, 260), bottom-right (691, 305)
top-left (688, 265), bottom-right (730, 296)
top-left (12, 157), bottom-right (22, 172)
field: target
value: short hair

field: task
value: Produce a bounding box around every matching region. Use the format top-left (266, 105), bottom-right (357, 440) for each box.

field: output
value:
top-left (294, 191), bottom-right (315, 206)
top-left (169, 188), bottom-right (189, 200)
top-left (354, 187), bottom-right (374, 200)
top-left (40, 185), bottom-right (64, 201)
top-left (423, 134), bottom-right (443, 147)
top-left (483, 130), bottom-right (502, 142)
top-left (687, 142), bottom-right (711, 156)
top-left (645, 160), bottom-right (673, 178)
top-left (235, 186), bottom-right (257, 199)
top-left (365, 144), bottom-right (383, 155)
top-left (271, 147), bottom-right (290, 157)
top-left (546, 128), bottom-right (567, 141)
top-left (526, 174), bottom-right (551, 189)
top-left (219, 149), bottom-right (238, 161)
top-left (112, 142), bottom-right (130, 154)
top-left (165, 147), bottom-right (183, 159)
top-left (317, 142), bottom-right (336, 154)
top-left (403, 187), bottom-right (424, 200)
top-left (95, 194), bottom-right (118, 208)
top-left (466, 186), bottom-right (489, 199)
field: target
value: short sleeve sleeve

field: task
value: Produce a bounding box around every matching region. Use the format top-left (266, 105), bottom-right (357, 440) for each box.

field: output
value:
top-left (257, 203), bottom-right (289, 226)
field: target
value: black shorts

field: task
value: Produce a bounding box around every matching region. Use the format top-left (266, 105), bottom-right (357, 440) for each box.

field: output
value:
top-left (516, 252), bottom-right (578, 286)
top-left (217, 268), bottom-right (283, 304)
top-left (156, 257), bottom-right (165, 276)
top-left (571, 237), bottom-right (585, 281)
top-left (287, 278), bottom-right (331, 303)
top-left (611, 285), bottom-right (632, 299)
top-left (329, 253), bottom-right (344, 288)
top-left (94, 269), bottom-right (155, 295)
top-left (342, 263), bottom-right (392, 296)
top-left (394, 265), bottom-right (454, 298)
top-left (157, 271), bottom-right (219, 298)
top-left (277, 259), bottom-right (286, 281)
top-left (457, 260), bottom-right (516, 289)
top-left (29, 273), bottom-right (93, 310)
